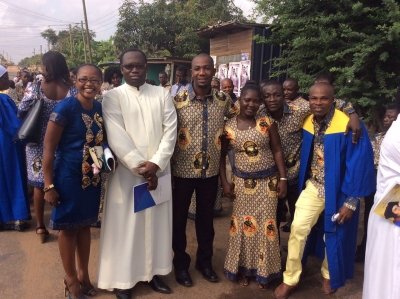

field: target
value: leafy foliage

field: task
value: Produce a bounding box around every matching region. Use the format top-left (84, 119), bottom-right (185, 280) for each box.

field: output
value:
top-left (115, 0), bottom-right (245, 58)
top-left (253, 0), bottom-right (400, 128)
top-left (20, 26), bottom-right (117, 68)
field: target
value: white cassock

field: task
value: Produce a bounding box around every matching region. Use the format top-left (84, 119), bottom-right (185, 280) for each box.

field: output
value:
top-left (97, 83), bottom-right (177, 290)
top-left (363, 119), bottom-right (400, 299)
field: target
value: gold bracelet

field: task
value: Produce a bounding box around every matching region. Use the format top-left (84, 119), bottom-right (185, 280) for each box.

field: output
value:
top-left (280, 178), bottom-right (288, 181)
top-left (43, 184), bottom-right (55, 192)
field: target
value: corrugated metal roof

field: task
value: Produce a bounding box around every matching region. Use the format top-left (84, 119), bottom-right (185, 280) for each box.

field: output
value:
top-left (196, 20), bottom-right (269, 38)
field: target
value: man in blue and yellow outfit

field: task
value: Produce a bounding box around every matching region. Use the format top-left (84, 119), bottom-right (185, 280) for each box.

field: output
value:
top-left (274, 83), bottom-right (375, 299)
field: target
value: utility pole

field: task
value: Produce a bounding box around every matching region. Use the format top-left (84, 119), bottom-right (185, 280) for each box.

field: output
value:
top-left (82, 0), bottom-right (93, 63)
top-left (32, 48), bottom-right (35, 56)
top-left (81, 21), bottom-right (87, 63)
top-left (69, 24), bottom-right (74, 58)
top-left (40, 45), bottom-right (43, 56)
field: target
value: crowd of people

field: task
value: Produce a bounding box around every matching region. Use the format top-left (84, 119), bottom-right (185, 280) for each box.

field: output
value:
top-left (0, 48), bottom-right (399, 299)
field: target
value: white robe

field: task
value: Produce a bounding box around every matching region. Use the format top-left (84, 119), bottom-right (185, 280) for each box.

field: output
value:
top-left (363, 119), bottom-right (400, 299)
top-left (97, 83), bottom-right (177, 290)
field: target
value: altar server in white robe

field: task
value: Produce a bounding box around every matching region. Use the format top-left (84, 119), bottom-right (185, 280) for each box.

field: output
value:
top-left (363, 101), bottom-right (400, 299)
top-left (97, 48), bottom-right (177, 299)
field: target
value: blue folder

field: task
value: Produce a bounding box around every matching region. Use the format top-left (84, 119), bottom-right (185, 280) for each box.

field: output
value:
top-left (133, 182), bottom-right (156, 213)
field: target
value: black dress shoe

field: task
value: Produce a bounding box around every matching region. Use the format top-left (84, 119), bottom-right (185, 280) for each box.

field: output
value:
top-left (149, 275), bottom-right (171, 294)
top-left (115, 288), bottom-right (132, 299)
top-left (195, 264), bottom-right (219, 282)
top-left (175, 269), bottom-right (193, 287)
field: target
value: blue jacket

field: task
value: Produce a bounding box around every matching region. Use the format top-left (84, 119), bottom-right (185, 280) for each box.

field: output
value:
top-left (298, 109), bottom-right (375, 289)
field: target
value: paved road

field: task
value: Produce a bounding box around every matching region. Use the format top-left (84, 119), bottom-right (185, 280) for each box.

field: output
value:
top-left (0, 198), bottom-right (365, 299)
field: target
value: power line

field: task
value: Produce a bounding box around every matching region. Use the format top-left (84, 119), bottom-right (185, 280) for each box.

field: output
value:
top-left (0, 0), bottom-right (76, 23)
top-left (90, 7), bottom-right (120, 25)
top-left (96, 24), bottom-right (118, 34)
top-left (91, 20), bottom-right (119, 30)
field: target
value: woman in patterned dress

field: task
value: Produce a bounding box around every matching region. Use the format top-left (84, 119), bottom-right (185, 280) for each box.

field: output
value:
top-left (220, 83), bottom-right (287, 289)
top-left (18, 51), bottom-right (77, 243)
top-left (43, 64), bottom-right (104, 299)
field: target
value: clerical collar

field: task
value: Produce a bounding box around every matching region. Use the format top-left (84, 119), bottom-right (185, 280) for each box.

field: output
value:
top-left (126, 82), bottom-right (145, 91)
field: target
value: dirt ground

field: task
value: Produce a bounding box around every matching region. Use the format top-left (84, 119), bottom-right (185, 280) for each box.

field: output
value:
top-left (0, 197), bottom-right (366, 299)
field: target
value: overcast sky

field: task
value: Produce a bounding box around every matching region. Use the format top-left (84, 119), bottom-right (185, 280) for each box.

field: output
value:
top-left (0, 0), bottom-right (256, 64)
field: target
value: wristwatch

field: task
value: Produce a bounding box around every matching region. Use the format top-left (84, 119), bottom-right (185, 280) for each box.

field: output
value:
top-left (43, 184), bottom-right (55, 192)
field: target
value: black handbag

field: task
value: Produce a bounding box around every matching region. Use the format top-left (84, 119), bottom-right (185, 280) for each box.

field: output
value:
top-left (13, 81), bottom-right (43, 144)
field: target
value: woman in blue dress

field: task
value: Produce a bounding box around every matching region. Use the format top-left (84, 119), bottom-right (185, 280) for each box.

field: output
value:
top-left (0, 66), bottom-right (30, 231)
top-left (43, 64), bottom-right (104, 299)
top-left (18, 51), bottom-right (77, 243)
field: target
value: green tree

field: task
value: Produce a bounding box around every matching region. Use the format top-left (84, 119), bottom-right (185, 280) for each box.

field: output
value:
top-left (18, 54), bottom-right (42, 67)
top-left (41, 28), bottom-right (58, 47)
top-left (115, 0), bottom-right (245, 58)
top-left (253, 0), bottom-right (400, 129)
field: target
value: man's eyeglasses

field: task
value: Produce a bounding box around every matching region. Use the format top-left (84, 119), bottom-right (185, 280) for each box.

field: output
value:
top-left (77, 78), bottom-right (102, 85)
top-left (121, 64), bottom-right (146, 71)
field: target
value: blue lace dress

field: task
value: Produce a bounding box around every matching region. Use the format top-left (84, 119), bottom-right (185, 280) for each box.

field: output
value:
top-left (48, 97), bottom-right (103, 230)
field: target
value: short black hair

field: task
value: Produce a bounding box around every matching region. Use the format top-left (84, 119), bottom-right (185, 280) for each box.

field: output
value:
top-left (145, 79), bottom-right (156, 85)
top-left (176, 65), bottom-right (187, 75)
top-left (192, 53), bottom-right (214, 68)
top-left (259, 78), bottom-right (270, 88)
top-left (384, 202), bottom-right (399, 219)
top-left (119, 48), bottom-right (147, 65)
top-left (104, 66), bottom-right (122, 84)
top-left (9, 80), bottom-right (15, 89)
top-left (315, 74), bottom-right (334, 85)
top-left (75, 63), bottom-right (103, 78)
top-left (241, 82), bottom-right (262, 99)
top-left (159, 71), bottom-right (168, 76)
top-left (261, 80), bottom-right (284, 94)
top-left (69, 67), bottom-right (77, 75)
top-left (386, 104), bottom-right (399, 112)
top-left (42, 51), bottom-right (70, 84)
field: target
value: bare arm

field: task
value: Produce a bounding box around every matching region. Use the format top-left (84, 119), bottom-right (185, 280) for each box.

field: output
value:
top-left (42, 121), bottom-right (64, 207)
top-left (269, 122), bottom-right (287, 198)
top-left (220, 135), bottom-right (234, 199)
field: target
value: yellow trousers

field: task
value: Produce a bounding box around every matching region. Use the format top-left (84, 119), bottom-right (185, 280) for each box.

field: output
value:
top-left (283, 180), bottom-right (330, 286)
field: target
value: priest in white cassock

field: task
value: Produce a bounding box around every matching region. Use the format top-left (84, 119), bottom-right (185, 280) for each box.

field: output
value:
top-left (97, 48), bottom-right (177, 299)
top-left (363, 97), bottom-right (400, 299)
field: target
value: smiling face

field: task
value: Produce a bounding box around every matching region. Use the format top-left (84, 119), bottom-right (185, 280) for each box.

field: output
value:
top-left (76, 65), bottom-right (102, 100)
top-left (191, 54), bottom-right (215, 89)
top-left (120, 51), bottom-right (147, 87)
top-left (239, 89), bottom-right (262, 118)
top-left (283, 79), bottom-right (299, 102)
top-left (263, 83), bottom-right (284, 113)
top-left (221, 78), bottom-right (234, 96)
top-left (309, 83), bottom-right (335, 122)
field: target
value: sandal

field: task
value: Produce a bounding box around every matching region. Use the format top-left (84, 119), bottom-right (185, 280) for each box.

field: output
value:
top-left (64, 277), bottom-right (87, 299)
top-left (80, 282), bottom-right (97, 296)
top-left (238, 274), bottom-right (249, 286)
top-left (36, 226), bottom-right (49, 244)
